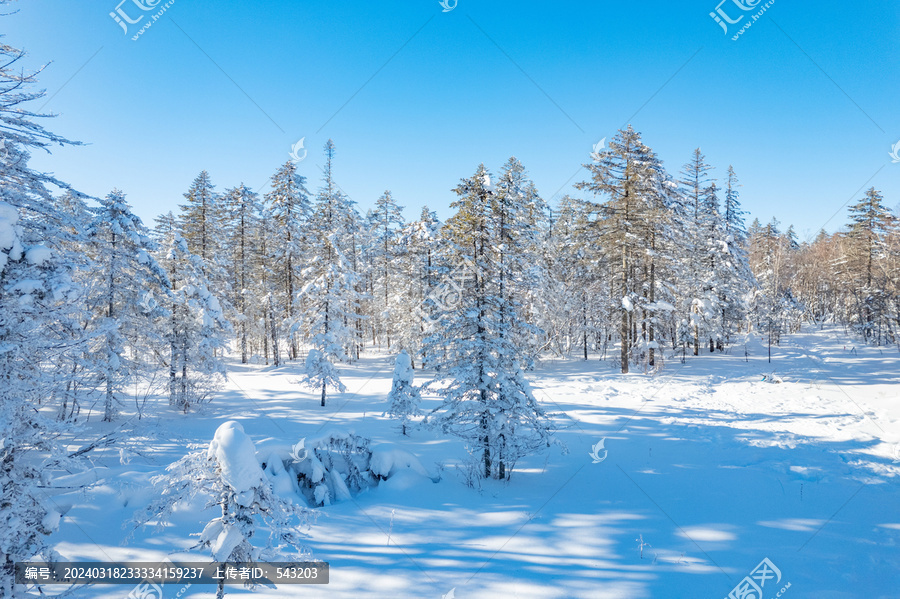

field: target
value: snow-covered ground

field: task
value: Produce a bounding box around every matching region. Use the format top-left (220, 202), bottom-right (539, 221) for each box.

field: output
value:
top-left (48, 325), bottom-right (899, 598)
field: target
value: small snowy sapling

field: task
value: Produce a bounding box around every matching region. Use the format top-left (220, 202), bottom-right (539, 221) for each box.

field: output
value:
top-left (133, 421), bottom-right (314, 599)
top-left (385, 350), bottom-right (421, 435)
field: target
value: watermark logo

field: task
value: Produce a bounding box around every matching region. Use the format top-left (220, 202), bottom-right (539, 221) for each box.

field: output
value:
top-left (889, 140), bottom-right (900, 164)
top-left (441, 588), bottom-right (456, 599)
top-left (726, 557), bottom-right (790, 599)
top-left (439, 0), bottom-right (457, 12)
top-left (291, 438), bottom-right (309, 463)
top-left (589, 438), bottom-right (608, 463)
top-left (590, 137), bottom-right (606, 162)
top-left (0, 139), bottom-right (7, 162)
top-left (140, 291), bottom-right (159, 314)
top-left (110, 0), bottom-right (175, 41)
top-left (891, 444), bottom-right (899, 463)
top-left (413, 257), bottom-right (482, 332)
top-left (110, 0), bottom-right (160, 33)
top-left (290, 137), bottom-right (308, 163)
top-left (710, 0), bottom-right (775, 40)
top-left (124, 558), bottom-right (192, 599)
top-left (125, 582), bottom-right (163, 599)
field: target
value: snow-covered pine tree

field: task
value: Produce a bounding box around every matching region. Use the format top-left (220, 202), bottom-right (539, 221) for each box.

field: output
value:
top-left (46, 189), bottom-right (94, 422)
top-left (134, 421), bottom-right (314, 599)
top-left (178, 171), bottom-right (231, 348)
top-left (424, 163), bottom-right (556, 480)
top-left (253, 203), bottom-right (283, 366)
top-left (844, 187), bottom-right (897, 343)
top-left (494, 157), bottom-right (548, 356)
top-left (0, 23), bottom-right (93, 593)
top-left (576, 126), bottom-right (670, 372)
top-left (156, 232), bottom-right (231, 411)
top-left (385, 350), bottom-right (420, 435)
top-left (344, 194), bottom-right (367, 361)
top-left (178, 170), bottom-right (222, 267)
top-left (748, 217), bottom-right (792, 361)
top-left (674, 148), bottom-right (717, 356)
top-left (152, 210), bottom-right (178, 244)
top-left (222, 183), bottom-right (262, 364)
top-left (718, 165), bottom-right (755, 344)
top-left (265, 161), bottom-right (312, 360)
top-left (393, 206), bottom-right (442, 366)
top-left (370, 190), bottom-right (405, 349)
top-left (538, 195), bottom-right (601, 358)
top-left (301, 347), bottom-right (346, 407)
top-left (86, 189), bottom-right (170, 421)
top-left (695, 181), bottom-right (725, 353)
top-left (296, 141), bottom-right (362, 406)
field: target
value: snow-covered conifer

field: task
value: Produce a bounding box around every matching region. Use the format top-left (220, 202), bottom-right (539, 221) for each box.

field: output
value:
top-left (385, 350), bottom-right (421, 435)
top-left (265, 161), bottom-right (313, 360)
top-left (424, 162), bottom-right (557, 480)
top-left (296, 141), bottom-right (362, 405)
top-left (222, 183), bottom-right (262, 364)
top-left (157, 233), bottom-right (231, 411)
top-left (86, 189), bottom-right (170, 421)
top-left (0, 24), bottom-right (93, 592)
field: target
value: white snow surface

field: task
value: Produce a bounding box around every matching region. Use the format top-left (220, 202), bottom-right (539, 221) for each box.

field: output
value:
top-left (207, 420), bottom-right (264, 494)
top-left (49, 326), bottom-right (900, 598)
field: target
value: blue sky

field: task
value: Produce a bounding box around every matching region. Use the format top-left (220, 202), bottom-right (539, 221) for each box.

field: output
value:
top-left (8, 0), bottom-right (900, 239)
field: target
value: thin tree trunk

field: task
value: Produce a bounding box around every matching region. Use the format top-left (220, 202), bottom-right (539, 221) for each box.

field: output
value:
top-left (649, 254), bottom-right (656, 367)
top-left (582, 291), bottom-right (588, 361)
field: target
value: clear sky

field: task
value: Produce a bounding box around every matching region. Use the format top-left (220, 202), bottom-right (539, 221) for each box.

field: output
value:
top-left (7, 0), bottom-right (900, 240)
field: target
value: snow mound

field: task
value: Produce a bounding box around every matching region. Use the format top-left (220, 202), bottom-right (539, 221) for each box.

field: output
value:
top-left (0, 202), bottom-right (19, 249)
top-left (207, 421), bottom-right (264, 494)
top-left (0, 201), bottom-right (24, 274)
top-left (25, 245), bottom-right (52, 266)
top-left (370, 444), bottom-right (435, 481)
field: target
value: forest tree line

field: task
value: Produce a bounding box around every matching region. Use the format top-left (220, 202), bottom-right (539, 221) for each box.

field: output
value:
top-left (6, 129), bottom-right (900, 423)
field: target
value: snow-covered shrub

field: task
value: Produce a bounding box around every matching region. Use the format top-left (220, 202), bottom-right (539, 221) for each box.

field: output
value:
top-left (262, 432), bottom-right (436, 507)
top-left (291, 432), bottom-right (372, 507)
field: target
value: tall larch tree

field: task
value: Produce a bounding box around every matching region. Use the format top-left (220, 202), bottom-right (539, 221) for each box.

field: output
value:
top-left (223, 183), bottom-right (262, 363)
top-left (576, 126), bottom-right (665, 372)
top-left (297, 140), bottom-right (362, 406)
top-left (265, 160), bottom-right (312, 360)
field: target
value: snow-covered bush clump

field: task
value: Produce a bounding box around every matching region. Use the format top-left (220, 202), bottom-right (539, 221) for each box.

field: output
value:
top-left (262, 431), bottom-right (437, 507)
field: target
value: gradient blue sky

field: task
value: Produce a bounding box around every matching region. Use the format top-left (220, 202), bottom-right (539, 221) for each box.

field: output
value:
top-left (8, 0), bottom-right (900, 239)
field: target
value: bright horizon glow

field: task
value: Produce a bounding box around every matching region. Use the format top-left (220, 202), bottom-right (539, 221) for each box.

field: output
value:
top-left (8, 0), bottom-right (900, 239)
